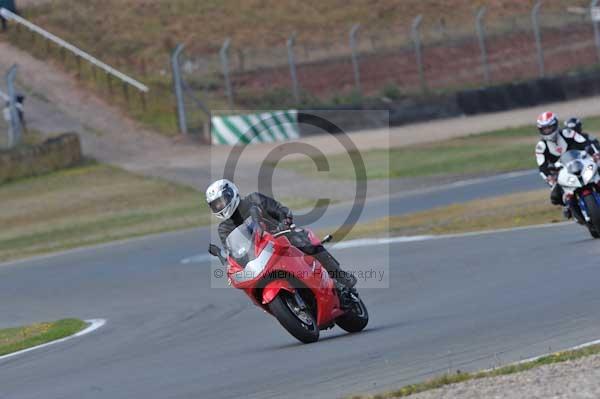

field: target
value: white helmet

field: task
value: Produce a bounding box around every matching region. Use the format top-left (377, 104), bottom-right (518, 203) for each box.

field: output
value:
top-left (537, 111), bottom-right (559, 142)
top-left (205, 179), bottom-right (240, 220)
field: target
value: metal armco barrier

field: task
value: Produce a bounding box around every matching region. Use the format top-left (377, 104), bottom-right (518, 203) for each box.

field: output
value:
top-left (0, 8), bottom-right (148, 94)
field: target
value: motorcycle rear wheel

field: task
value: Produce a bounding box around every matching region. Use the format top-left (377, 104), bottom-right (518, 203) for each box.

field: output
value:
top-left (335, 293), bottom-right (369, 333)
top-left (269, 291), bottom-right (319, 343)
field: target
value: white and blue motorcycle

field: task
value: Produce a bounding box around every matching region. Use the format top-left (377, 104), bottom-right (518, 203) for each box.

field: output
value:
top-left (555, 149), bottom-right (600, 238)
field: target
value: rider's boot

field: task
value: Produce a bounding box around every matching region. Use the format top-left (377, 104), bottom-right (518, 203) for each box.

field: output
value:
top-left (313, 251), bottom-right (356, 287)
top-left (572, 209), bottom-right (586, 225)
top-left (313, 251), bottom-right (357, 308)
top-left (565, 198), bottom-right (586, 225)
top-left (562, 205), bottom-right (572, 220)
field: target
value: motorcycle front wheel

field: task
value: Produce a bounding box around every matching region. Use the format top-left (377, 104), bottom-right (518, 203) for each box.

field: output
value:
top-left (587, 225), bottom-right (600, 238)
top-left (583, 194), bottom-right (600, 234)
top-left (269, 290), bottom-right (319, 343)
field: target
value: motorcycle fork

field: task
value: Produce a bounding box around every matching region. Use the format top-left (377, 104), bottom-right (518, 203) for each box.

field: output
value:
top-left (577, 195), bottom-right (591, 222)
top-left (294, 291), bottom-right (307, 310)
top-left (566, 196), bottom-right (584, 223)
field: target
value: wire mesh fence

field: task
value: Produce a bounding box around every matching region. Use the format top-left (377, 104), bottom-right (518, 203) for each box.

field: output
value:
top-left (173, 1), bottom-right (600, 131)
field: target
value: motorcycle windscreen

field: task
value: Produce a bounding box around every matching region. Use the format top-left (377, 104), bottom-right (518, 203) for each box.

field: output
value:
top-left (226, 217), bottom-right (259, 267)
top-left (559, 150), bottom-right (586, 165)
top-left (226, 217), bottom-right (274, 283)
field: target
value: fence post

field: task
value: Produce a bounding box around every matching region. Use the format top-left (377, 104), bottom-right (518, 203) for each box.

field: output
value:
top-left (531, 1), bottom-right (545, 78)
top-left (220, 38), bottom-right (234, 109)
top-left (475, 7), bottom-right (490, 86)
top-left (591, 0), bottom-right (600, 62)
top-left (411, 15), bottom-right (426, 93)
top-left (171, 43), bottom-right (188, 135)
top-left (287, 34), bottom-right (300, 103)
top-left (5, 65), bottom-right (21, 147)
top-left (349, 24), bottom-right (362, 96)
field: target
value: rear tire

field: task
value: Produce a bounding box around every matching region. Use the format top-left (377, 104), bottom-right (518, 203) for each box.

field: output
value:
top-left (588, 225), bottom-right (600, 238)
top-left (269, 291), bottom-right (319, 343)
top-left (583, 194), bottom-right (600, 233)
top-left (336, 293), bottom-right (369, 333)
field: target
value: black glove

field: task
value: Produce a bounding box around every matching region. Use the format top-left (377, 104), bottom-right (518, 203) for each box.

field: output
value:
top-left (276, 221), bottom-right (291, 231)
top-left (249, 206), bottom-right (267, 235)
top-left (249, 206), bottom-right (262, 223)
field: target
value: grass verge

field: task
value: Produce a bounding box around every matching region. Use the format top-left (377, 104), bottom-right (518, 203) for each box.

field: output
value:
top-left (0, 161), bottom-right (207, 261)
top-left (349, 342), bottom-right (600, 398)
top-left (0, 161), bottom-right (316, 262)
top-left (336, 189), bottom-right (561, 241)
top-left (277, 125), bottom-right (538, 180)
top-left (278, 114), bottom-right (600, 181)
top-left (0, 318), bottom-right (87, 357)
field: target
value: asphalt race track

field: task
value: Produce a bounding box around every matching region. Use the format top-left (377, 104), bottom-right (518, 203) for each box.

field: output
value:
top-left (4, 170), bottom-right (600, 399)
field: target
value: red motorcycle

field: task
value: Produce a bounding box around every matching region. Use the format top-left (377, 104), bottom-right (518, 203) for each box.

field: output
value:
top-left (208, 213), bottom-right (368, 343)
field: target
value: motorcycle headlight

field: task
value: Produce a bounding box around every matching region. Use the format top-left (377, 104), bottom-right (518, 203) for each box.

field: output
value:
top-left (231, 242), bottom-right (274, 283)
top-left (567, 175), bottom-right (579, 186)
top-left (583, 167), bottom-right (596, 183)
top-left (567, 160), bottom-right (584, 175)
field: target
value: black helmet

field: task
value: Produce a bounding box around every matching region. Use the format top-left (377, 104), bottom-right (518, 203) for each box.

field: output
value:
top-left (564, 117), bottom-right (582, 134)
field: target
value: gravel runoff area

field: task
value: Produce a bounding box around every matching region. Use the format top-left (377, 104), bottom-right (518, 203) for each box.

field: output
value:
top-left (405, 353), bottom-right (600, 399)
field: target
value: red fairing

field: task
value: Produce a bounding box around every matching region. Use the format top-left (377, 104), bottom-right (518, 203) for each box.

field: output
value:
top-left (306, 229), bottom-right (322, 247)
top-left (312, 271), bottom-right (345, 324)
top-left (262, 279), bottom-right (294, 304)
top-left (226, 225), bottom-right (345, 329)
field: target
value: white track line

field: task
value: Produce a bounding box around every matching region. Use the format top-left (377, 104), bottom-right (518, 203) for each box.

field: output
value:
top-left (181, 254), bottom-right (213, 264)
top-left (0, 319), bottom-right (106, 362)
top-left (182, 222), bottom-right (570, 264)
top-left (0, 228), bottom-right (201, 268)
top-left (0, 170), bottom-right (538, 269)
top-left (331, 235), bottom-right (436, 249)
top-left (331, 222), bottom-right (571, 249)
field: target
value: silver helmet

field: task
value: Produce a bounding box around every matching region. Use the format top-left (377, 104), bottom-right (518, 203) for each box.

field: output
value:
top-left (205, 179), bottom-right (240, 220)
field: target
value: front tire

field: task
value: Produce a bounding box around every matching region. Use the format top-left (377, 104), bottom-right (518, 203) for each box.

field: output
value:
top-left (268, 291), bottom-right (319, 343)
top-left (583, 194), bottom-right (600, 233)
top-left (588, 225), bottom-right (600, 238)
top-left (336, 293), bottom-right (369, 333)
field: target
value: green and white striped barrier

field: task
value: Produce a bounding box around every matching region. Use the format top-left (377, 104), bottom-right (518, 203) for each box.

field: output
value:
top-left (211, 110), bottom-right (299, 145)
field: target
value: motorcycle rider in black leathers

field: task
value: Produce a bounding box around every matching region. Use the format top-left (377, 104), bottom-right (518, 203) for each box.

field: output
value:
top-left (206, 179), bottom-right (357, 294)
top-left (564, 117), bottom-right (584, 135)
top-left (535, 112), bottom-right (600, 219)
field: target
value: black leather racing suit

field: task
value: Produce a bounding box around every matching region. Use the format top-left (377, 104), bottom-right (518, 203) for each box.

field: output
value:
top-left (218, 192), bottom-right (355, 288)
top-left (535, 129), bottom-right (600, 205)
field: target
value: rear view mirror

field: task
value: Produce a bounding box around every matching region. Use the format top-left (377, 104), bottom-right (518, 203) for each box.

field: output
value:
top-left (208, 243), bottom-right (222, 257)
